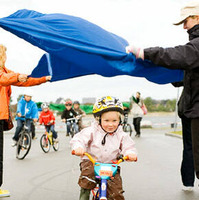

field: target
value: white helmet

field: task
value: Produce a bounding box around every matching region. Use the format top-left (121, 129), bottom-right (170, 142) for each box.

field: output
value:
top-left (24, 88), bottom-right (34, 97)
top-left (41, 102), bottom-right (49, 109)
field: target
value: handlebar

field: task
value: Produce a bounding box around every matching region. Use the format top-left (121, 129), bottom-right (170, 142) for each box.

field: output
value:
top-left (71, 150), bottom-right (129, 165)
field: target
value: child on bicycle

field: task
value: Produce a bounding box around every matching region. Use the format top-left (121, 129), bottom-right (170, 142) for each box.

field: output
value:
top-left (61, 99), bottom-right (78, 136)
top-left (12, 88), bottom-right (38, 146)
top-left (39, 102), bottom-right (58, 141)
top-left (73, 101), bottom-right (86, 131)
top-left (70, 96), bottom-right (137, 200)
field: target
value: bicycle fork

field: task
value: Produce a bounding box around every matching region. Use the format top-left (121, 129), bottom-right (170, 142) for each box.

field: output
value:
top-left (99, 179), bottom-right (107, 200)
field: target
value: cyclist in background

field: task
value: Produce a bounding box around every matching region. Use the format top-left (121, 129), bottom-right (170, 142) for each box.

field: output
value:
top-left (61, 99), bottom-right (78, 136)
top-left (73, 101), bottom-right (86, 131)
top-left (39, 102), bottom-right (58, 142)
top-left (12, 88), bottom-right (38, 146)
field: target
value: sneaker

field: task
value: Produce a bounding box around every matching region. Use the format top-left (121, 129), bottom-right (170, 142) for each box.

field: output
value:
top-left (32, 136), bottom-right (37, 140)
top-left (0, 189), bottom-right (10, 197)
top-left (11, 141), bottom-right (17, 147)
top-left (53, 138), bottom-right (59, 143)
top-left (182, 186), bottom-right (194, 192)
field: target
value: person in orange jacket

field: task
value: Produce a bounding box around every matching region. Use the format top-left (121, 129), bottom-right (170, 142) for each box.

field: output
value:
top-left (0, 44), bottom-right (51, 197)
top-left (39, 102), bottom-right (58, 141)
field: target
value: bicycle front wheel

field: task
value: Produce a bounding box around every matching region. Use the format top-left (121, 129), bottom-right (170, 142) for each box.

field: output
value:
top-left (40, 134), bottom-right (51, 153)
top-left (123, 123), bottom-right (133, 136)
top-left (16, 132), bottom-right (31, 160)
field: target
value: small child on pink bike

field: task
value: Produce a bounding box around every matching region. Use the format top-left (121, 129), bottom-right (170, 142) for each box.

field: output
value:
top-left (70, 96), bottom-right (137, 200)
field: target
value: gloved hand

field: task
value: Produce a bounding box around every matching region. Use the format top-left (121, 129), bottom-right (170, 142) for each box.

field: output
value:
top-left (126, 45), bottom-right (144, 60)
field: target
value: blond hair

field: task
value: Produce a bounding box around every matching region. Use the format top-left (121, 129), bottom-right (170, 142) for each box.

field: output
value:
top-left (0, 44), bottom-right (7, 68)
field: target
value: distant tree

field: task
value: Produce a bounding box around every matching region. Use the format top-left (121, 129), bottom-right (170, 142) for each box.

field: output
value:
top-left (17, 94), bottom-right (23, 102)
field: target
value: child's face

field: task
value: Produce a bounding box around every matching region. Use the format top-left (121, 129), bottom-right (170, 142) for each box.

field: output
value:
top-left (65, 104), bottom-right (72, 110)
top-left (73, 104), bottom-right (79, 109)
top-left (43, 108), bottom-right (48, 112)
top-left (24, 95), bottom-right (31, 102)
top-left (101, 111), bottom-right (120, 133)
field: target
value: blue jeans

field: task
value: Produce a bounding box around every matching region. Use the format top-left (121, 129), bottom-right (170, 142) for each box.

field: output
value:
top-left (66, 121), bottom-right (78, 135)
top-left (45, 125), bottom-right (57, 139)
top-left (13, 119), bottom-right (32, 141)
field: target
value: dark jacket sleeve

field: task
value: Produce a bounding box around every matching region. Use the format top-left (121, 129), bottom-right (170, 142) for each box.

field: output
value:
top-left (61, 110), bottom-right (66, 119)
top-left (144, 38), bottom-right (199, 70)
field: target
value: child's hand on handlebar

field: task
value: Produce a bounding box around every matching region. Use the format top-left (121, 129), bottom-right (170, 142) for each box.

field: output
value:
top-left (126, 153), bottom-right (137, 162)
top-left (72, 147), bottom-right (85, 157)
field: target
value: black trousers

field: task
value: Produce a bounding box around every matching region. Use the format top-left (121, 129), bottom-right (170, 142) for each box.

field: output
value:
top-left (191, 118), bottom-right (199, 179)
top-left (133, 117), bottom-right (142, 135)
top-left (181, 115), bottom-right (195, 186)
top-left (0, 120), bottom-right (4, 187)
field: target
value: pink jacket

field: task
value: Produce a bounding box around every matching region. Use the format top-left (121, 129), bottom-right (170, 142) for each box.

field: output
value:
top-left (70, 121), bottom-right (137, 163)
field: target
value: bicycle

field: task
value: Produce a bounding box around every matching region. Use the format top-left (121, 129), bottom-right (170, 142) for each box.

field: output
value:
top-left (16, 117), bottom-right (32, 160)
top-left (40, 129), bottom-right (59, 153)
top-left (122, 113), bottom-right (133, 136)
top-left (72, 151), bottom-right (133, 200)
top-left (66, 116), bottom-right (81, 138)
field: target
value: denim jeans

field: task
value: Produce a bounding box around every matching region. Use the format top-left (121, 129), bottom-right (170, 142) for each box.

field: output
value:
top-left (45, 125), bottom-right (57, 139)
top-left (66, 121), bottom-right (78, 134)
top-left (13, 119), bottom-right (32, 141)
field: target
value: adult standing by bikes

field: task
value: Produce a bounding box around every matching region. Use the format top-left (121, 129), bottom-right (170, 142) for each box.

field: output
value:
top-left (0, 44), bottom-right (51, 197)
top-left (172, 81), bottom-right (195, 191)
top-left (130, 92), bottom-right (144, 137)
top-left (126, 1), bottom-right (199, 182)
top-left (12, 88), bottom-right (39, 146)
top-left (73, 101), bottom-right (86, 131)
top-left (61, 99), bottom-right (78, 136)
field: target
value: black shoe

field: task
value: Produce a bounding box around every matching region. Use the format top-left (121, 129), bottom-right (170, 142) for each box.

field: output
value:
top-left (66, 133), bottom-right (69, 136)
top-left (135, 134), bottom-right (140, 138)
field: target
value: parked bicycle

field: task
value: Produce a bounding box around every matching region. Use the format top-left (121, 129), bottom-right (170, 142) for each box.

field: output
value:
top-left (40, 129), bottom-right (59, 153)
top-left (72, 150), bottom-right (134, 200)
top-left (122, 113), bottom-right (133, 136)
top-left (16, 117), bottom-right (32, 160)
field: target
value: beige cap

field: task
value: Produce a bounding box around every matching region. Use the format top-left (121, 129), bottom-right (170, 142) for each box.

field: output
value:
top-left (174, 1), bottom-right (199, 25)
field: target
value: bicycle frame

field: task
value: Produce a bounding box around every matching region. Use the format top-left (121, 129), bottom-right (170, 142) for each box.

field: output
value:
top-left (72, 151), bottom-right (128, 200)
top-left (40, 127), bottom-right (59, 153)
top-left (45, 131), bottom-right (53, 145)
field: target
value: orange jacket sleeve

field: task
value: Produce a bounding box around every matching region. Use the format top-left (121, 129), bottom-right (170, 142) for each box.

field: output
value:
top-left (0, 67), bottom-right (48, 87)
top-left (0, 68), bottom-right (19, 86)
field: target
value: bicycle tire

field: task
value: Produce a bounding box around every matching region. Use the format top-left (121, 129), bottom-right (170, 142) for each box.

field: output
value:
top-left (123, 123), bottom-right (133, 136)
top-left (52, 140), bottom-right (59, 151)
top-left (70, 125), bottom-right (75, 138)
top-left (16, 131), bottom-right (31, 160)
top-left (40, 134), bottom-right (51, 153)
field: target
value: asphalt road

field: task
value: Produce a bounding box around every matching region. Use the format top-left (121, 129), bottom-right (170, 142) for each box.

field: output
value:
top-left (1, 128), bottom-right (199, 200)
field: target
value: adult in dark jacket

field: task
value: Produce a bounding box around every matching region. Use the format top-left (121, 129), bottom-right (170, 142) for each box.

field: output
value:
top-left (172, 81), bottom-right (195, 191)
top-left (126, 1), bottom-right (199, 180)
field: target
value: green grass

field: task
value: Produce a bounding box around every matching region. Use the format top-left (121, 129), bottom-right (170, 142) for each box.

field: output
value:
top-left (171, 131), bottom-right (182, 136)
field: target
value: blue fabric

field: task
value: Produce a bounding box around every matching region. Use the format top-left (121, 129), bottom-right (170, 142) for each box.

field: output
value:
top-left (16, 96), bottom-right (38, 120)
top-left (0, 9), bottom-right (183, 84)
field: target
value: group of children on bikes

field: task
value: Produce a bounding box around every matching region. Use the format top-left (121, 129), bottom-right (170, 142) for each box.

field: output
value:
top-left (12, 89), bottom-right (86, 146)
top-left (12, 91), bottom-right (137, 200)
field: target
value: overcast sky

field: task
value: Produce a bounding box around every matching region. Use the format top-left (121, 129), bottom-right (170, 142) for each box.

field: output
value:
top-left (0, 0), bottom-right (190, 103)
